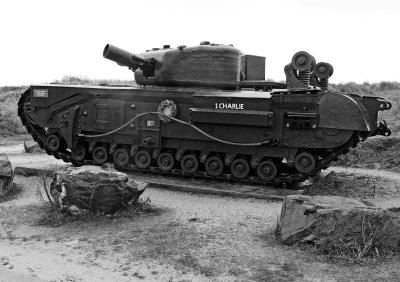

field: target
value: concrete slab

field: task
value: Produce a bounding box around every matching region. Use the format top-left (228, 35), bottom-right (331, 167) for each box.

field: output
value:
top-left (7, 152), bottom-right (67, 175)
top-left (123, 172), bottom-right (302, 201)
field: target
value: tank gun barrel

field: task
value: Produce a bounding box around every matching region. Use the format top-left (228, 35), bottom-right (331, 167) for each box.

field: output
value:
top-left (103, 44), bottom-right (145, 70)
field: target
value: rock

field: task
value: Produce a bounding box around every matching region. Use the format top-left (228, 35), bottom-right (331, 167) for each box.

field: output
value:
top-left (23, 141), bottom-right (44, 153)
top-left (278, 195), bottom-right (400, 251)
top-left (0, 256), bottom-right (10, 265)
top-left (0, 154), bottom-right (13, 178)
top-left (50, 166), bottom-right (148, 214)
top-left (0, 154), bottom-right (13, 192)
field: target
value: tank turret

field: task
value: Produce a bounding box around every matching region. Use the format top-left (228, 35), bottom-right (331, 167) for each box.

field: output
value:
top-left (104, 42), bottom-right (270, 89)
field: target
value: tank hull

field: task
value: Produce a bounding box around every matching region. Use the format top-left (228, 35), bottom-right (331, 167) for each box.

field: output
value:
top-left (18, 84), bottom-right (391, 185)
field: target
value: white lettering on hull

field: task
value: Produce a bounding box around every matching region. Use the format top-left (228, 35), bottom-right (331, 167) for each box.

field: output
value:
top-left (215, 103), bottom-right (244, 110)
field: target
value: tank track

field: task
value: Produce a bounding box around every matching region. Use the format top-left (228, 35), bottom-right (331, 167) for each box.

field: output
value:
top-left (18, 89), bottom-right (359, 187)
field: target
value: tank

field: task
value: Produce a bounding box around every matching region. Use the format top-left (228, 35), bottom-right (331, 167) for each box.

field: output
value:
top-left (17, 42), bottom-right (392, 185)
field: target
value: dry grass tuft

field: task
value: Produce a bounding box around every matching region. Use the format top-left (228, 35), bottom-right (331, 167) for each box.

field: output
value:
top-left (0, 168), bottom-right (16, 200)
top-left (0, 182), bottom-right (22, 203)
top-left (302, 171), bottom-right (396, 200)
top-left (298, 214), bottom-right (394, 264)
top-left (0, 86), bottom-right (26, 137)
top-left (51, 75), bottom-right (134, 86)
top-left (336, 137), bottom-right (400, 172)
top-left (37, 198), bottom-right (152, 227)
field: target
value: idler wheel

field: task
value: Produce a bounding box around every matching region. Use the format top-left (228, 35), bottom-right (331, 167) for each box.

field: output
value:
top-left (257, 160), bottom-right (278, 181)
top-left (46, 134), bottom-right (61, 152)
top-left (294, 152), bottom-right (317, 174)
top-left (157, 152), bottom-right (175, 172)
top-left (181, 154), bottom-right (199, 174)
top-left (230, 159), bottom-right (250, 179)
top-left (314, 62), bottom-right (334, 78)
top-left (291, 51), bottom-right (315, 71)
top-left (92, 146), bottom-right (108, 165)
top-left (135, 150), bottom-right (151, 169)
top-left (72, 144), bottom-right (86, 161)
top-left (205, 156), bottom-right (224, 176)
top-left (113, 148), bottom-right (130, 167)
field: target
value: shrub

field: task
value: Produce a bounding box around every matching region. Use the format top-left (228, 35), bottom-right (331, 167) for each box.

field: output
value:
top-left (379, 81), bottom-right (400, 91)
top-left (0, 87), bottom-right (26, 136)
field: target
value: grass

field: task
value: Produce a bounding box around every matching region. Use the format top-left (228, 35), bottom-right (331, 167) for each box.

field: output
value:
top-left (51, 75), bottom-right (134, 86)
top-left (0, 183), bottom-right (23, 203)
top-left (36, 200), bottom-right (152, 227)
top-left (298, 226), bottom-right (390, 265)
top-left (303, 171), bottom-right (398, 199)
top-left (0, 86), bottom-right (26, 137)
top-left (336, 137), bottom-right (400, 172)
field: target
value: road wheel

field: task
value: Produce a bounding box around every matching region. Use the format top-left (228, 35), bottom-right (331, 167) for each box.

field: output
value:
top-left (230, 159), bottom-right (250, 179)
top-left (257, 160), bottom-right (278, 181)
top-left (113, 148), bottom-right (130, 167)
top-left (72, 144), bottom-right (86, 161)
top-left (92, 146), bottom-right (108, 165)
top-left (157, 152), bottom-right (175, 172)
top-left (205, 156), bottom-right (224, 176)
top-left (135, 150), bottom-right (151, 169)
top-left (46, 134), bottom-right (61, 152)
top-left (181, 155), bottom-right (199, 174)
top-left (294, 152), bottom-right (317, 174)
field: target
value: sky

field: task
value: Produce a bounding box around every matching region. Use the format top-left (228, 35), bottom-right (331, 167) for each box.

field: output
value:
top-left (0, 0), bottom-right (399, 86)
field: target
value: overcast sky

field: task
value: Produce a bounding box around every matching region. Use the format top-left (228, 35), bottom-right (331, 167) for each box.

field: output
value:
top-left (0, 0), bottom-right (399, 86)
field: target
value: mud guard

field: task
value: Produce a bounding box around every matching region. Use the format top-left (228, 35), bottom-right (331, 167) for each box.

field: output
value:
top-left (319, 94), bottom-right (371, 131)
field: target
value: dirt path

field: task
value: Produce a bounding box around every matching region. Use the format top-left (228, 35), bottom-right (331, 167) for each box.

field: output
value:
top-left (330, 166), bottom-right (400, 183)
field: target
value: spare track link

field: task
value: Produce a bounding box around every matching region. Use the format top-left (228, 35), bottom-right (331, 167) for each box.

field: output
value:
top-left (18, 89), bottom-right (359, 187)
